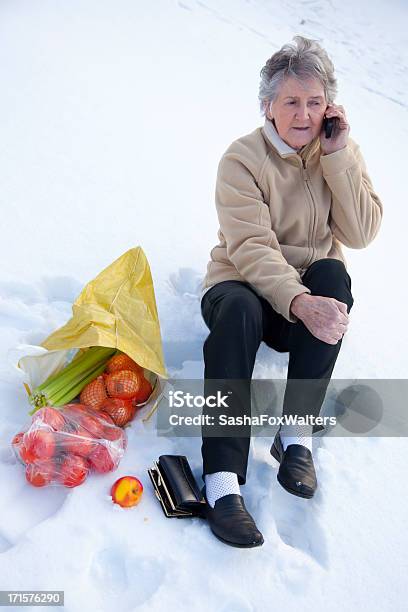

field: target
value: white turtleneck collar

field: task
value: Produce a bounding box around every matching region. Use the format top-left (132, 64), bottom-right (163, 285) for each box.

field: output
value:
top-left (262, 117), bottom-right (320, 160)
top-left (262, 117), bottom-right (298, 155)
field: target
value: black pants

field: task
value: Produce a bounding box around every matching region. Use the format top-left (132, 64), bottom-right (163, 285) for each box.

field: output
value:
top-left (200, 258), bottom-right (354, 485)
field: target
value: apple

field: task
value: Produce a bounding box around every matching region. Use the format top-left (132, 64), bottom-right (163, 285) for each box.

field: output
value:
top-left (98, 411), bottom-right (115, 426)
top-left (102, 425), bottom-right (126, 447)
top-left (12, 431), bottom-right (31, 464)
top-left (88, 443), bottom-right (116, 473)
top-left (60, 426), bottom-right (97, 458)
top-left (79, 414), bottom-right (106, 439)
top-left (58, 454), bottom-right (89, 487)
top-left (23, 429), bottom-right (56, 463)
top-left (25, 460), bottom-right (56, 487)
top-left (111, 476), bottom-right (143, 508)
top-left (32, 406), bottom-right (66, 431)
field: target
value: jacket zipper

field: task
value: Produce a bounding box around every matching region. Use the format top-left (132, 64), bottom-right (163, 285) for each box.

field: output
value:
top-left (301, 158), bottom-right (316, 269)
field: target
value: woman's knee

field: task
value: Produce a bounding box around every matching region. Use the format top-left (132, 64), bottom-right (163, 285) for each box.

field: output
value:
top-left (203, 285), bottom-right (264, 339)
top-left (202, 287), bottom-right (264, 374)
top-left (303, 258), bottom-right (354, 309)
top-left (218, 289), bottom-right (263, 329)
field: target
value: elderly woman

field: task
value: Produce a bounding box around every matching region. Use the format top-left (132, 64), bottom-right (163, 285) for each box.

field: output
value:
top-left (199, 35), bottom-right (383, 548)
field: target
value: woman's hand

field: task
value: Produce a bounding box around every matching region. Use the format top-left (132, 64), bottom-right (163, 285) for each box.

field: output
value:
top-left (320, 103), bottom-right (350, 155)
top-left (290, 293), bottom-right (349, 345)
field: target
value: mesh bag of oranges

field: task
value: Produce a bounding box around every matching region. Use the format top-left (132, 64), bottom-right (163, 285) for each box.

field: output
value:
top-left (12, 404), bottom-right (127, 488)
top-left (79, 351), bottom-right (155, 427)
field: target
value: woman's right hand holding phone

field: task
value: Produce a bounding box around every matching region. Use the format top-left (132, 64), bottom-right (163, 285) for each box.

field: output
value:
top-left (320, 103), bottom-right (350, 155)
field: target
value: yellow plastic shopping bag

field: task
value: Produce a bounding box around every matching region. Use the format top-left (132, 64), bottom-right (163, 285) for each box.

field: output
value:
top-left (14, 247), bottom-right (169, 418)
top-left (41, 246), bottom-right (167, 378)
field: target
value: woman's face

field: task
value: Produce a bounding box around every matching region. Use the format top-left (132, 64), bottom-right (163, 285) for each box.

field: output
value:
top-left (266, 76), bottom-right (327, 150)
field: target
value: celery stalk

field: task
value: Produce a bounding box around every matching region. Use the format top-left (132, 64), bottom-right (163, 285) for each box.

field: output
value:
top-left (52, 362), bottom-right (108, 407)
top-left (48, 358), bottom-right (107, 405)
top-left (33, 347), bottom-right (102, 392)
top-left (35, 355), bottom-right (101, 400)
top-left (28, 346), bottom-right (116, 414)
top-left (28, 359), bottom-right (107, 415)
top-left (34, 347), bottom-right (114, 395)
top-left (45, 365), bottom-right (99, 406)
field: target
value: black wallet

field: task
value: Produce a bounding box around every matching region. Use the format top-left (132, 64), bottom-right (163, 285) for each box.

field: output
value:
top-left (148, 455), bottom-right (207, 518)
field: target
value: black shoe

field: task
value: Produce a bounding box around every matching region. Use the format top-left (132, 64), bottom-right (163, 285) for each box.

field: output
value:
top-left (270, 431), bottom-right (317, 499)
top-left (201, 486), bottom-right (264, 548)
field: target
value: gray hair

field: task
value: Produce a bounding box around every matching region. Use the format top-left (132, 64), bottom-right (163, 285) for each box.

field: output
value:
top-left (258, 35), bottom-right (337, 116)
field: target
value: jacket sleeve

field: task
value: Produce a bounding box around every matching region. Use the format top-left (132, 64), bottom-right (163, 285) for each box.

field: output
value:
top-left (215, 150), bottom-right (311, 323)
top-left (320, 139), bottom-right (383, 249)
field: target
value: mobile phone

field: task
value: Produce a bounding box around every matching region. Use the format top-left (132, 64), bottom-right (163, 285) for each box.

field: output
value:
top-left (323, 116), bottom-right (337, 139)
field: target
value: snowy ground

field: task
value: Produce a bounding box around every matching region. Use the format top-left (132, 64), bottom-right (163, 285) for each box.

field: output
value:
top-left (1, 1), bottom-right (407, 611)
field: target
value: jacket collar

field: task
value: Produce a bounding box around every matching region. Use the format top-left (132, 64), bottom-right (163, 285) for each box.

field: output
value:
top-left (261, 117), bottom-right (321, 164)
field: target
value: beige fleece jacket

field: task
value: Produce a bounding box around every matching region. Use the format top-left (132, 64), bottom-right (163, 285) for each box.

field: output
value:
top-left (202, 118), bottom-right (383, 323)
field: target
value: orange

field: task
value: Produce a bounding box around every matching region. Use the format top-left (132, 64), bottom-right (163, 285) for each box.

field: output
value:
top-left (99, 398), bottom-right (135, 427)
top-left (80, 376), bottom-right (108, 410)
top-left (104, 369), bottom-right (144, 400)
top-left (105, 353), bottom-right (143, 375)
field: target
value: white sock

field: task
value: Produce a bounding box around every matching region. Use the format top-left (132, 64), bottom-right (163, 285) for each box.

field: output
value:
top-left (204, 471), bottom-right (241, 508)
top-left (280, 424), bottom-right (313, 452)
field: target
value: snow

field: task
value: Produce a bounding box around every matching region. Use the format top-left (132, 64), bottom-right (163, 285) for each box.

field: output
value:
top-left (0, 1), bottom-right (407, 610)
